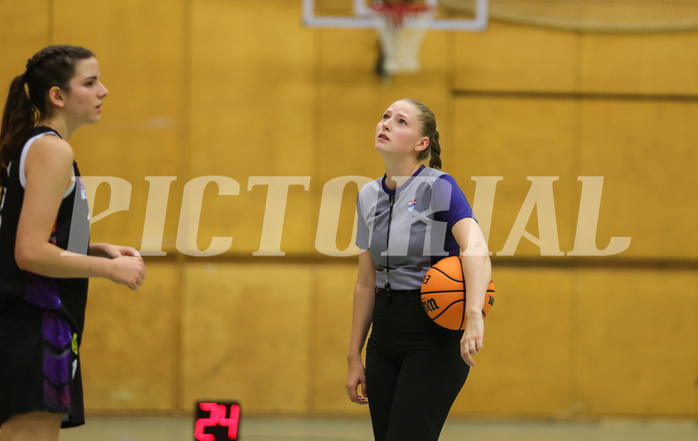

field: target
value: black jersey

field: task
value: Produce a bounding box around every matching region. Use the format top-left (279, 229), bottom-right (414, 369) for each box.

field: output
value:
top-left (0, 126), bottom-right (90, 335)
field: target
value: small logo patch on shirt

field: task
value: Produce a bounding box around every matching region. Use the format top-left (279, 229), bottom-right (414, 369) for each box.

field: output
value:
top-left (407, 200), bottom-right (417, 212)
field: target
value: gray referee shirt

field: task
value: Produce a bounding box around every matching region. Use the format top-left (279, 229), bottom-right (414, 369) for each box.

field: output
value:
top-left (356, 166), bottom-right (475, 290)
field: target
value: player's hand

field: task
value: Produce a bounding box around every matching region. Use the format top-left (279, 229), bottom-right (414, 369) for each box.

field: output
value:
top-left (112, 245), bottom-right (142, 260)
top-left (460, 313), bottom-right (484, 367)
top-left (346, 358), bottom-right (368, 405)
top-left (109, 255), bottom-right (146, 290)
top-left (91, 243), bottom-right (143, 261)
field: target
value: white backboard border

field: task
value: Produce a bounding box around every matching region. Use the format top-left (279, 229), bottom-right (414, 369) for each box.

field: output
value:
top-left (302, 0), bottom-right (489, 31)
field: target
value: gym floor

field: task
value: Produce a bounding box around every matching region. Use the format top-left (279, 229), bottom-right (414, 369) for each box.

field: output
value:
top-left (60, 416), bottom-right (698, 441)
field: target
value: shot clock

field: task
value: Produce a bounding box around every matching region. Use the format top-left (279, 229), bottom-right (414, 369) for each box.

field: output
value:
top-left (194, 401), bottom-right (241, 441)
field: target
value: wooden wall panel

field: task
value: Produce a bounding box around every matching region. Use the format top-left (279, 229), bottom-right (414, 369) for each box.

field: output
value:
top-left (317, 27), bottom-right (392, 184)
top-left (581, 32), bottom-right (698, 95)
top-left (579, 101), bottom-right (698, 258)
top-left (81, 263), bottom-right (180, 410)
top-left (451, 97), bottom-right (578, 256)
top-left (79, 128), bottom-right (184, 256)
top-left (453, 21), bottom-right (578, 92)
top-left (575, 269), bottom-right (698, 416)
top-left (452, 267), bottom-right (576, 415)
top-left (311, 264), bottom-right (362, 414)
top-left (53, 0), bottom-right (184, 122)
top-left (181, 263), bottom-right (313, 413)
top-left (189, 0), bottom-right (316, 256)
top-left (0, 0), bottom-right (48, 87)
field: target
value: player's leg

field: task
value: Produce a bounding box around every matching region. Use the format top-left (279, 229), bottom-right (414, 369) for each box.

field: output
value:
top-left (0, 411), bottom-right (62, 441)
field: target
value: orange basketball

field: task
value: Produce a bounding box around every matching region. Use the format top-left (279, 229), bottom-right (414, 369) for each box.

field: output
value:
top-left (420, 256), bottom-right (495, 330)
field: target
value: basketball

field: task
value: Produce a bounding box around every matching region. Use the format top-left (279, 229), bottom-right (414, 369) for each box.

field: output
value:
top-left (420, 256), bottom-right (495, 330)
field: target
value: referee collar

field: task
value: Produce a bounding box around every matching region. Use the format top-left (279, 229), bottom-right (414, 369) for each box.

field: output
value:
top-left (381, 164), bottom-right (425, 195)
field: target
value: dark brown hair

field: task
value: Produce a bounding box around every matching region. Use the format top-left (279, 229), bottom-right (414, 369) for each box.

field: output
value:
top-left (0, 45), bottom-right (94, 186)
top-left (402, 98), bottom-right (442, 170)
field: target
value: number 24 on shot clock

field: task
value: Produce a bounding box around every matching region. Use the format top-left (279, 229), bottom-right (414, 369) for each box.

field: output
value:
top-left (194, 401), bottom-right (241, 441)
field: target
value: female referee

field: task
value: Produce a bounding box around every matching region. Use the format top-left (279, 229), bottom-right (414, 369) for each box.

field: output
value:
top-left (346, 99), bottom-right (492, 441)
top-left (0, 45), bottom-right (146, 441)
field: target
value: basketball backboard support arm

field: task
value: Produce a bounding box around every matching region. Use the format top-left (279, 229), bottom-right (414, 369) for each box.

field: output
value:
top-left (302, 0), bottom-right (489, 30)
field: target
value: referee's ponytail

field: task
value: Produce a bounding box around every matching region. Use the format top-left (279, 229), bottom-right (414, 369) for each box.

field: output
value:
top-left (428, 129), bottom-right (442, 170)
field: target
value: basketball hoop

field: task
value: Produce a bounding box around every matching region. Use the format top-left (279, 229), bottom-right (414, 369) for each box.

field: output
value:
top-left (370, 1), bottom-right (436, 75)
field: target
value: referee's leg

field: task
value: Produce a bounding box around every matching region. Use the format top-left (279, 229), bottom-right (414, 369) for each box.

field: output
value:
top-left (365, 342), bottom-right (400, 441)
top-left (384, 351), bottom-right (469, 441)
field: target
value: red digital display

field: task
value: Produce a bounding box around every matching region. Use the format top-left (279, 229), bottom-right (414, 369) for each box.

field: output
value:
top-left (194, 401), bottom-right (241, 441)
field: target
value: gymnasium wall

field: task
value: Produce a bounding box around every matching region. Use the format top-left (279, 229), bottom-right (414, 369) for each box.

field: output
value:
top-left (1, 0), bottom-right (696, 419)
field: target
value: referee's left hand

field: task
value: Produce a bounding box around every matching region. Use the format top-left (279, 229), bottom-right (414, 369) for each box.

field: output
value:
top-left (460, 313), bottom-right (484, 367)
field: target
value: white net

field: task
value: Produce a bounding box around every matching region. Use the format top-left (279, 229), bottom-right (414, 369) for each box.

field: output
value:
top-left (371, 2), bottom-right (437, 74)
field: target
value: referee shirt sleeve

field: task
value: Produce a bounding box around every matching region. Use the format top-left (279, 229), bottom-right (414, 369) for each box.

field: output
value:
top-left (432, 174), bottom-right (475, 228)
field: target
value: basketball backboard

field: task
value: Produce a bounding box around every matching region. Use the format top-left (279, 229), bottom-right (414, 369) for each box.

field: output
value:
top-left (302, 0), bottom-right (489, 31)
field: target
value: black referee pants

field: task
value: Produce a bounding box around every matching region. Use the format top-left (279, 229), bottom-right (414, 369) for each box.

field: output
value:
top-left (366, 288), bottom-right (469, 441)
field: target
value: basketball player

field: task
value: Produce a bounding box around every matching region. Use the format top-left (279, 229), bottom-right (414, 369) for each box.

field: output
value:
top-left (346, 99), bottom-right (492, 441)
top-left (0, 45), bottom-right (146, 441)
